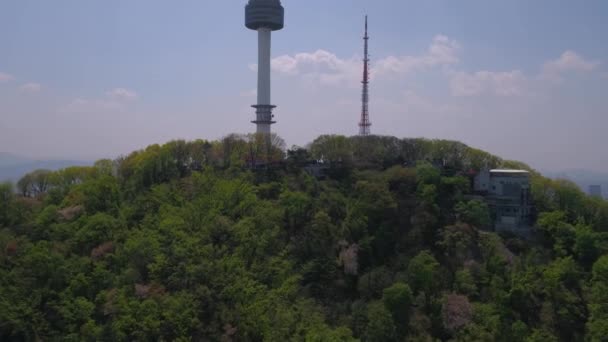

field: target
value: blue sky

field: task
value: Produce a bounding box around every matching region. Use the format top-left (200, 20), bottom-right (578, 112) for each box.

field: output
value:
top-left (1, 0), bottom-right (607, 171)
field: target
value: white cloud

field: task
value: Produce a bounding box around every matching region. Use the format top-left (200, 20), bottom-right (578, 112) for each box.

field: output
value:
top-left (19, 83), bottom-right (42, 93)
top-left (0, 72), bottom-right (14, 82)
top-left (541, 50), bottom-right (599, 82)
top-left (544, 50), bottom-right (598, 73)
top-left (374, 35), bottom-right (460, 77)
top-left (270, 50), bottom-right (361, 86)
top-left (106, 88), bottom-right (138, 101)
top-left (450, 70), bottom-right (526, 97)
top-left (449, 50), bottom-right (598, 97)
top-left (263, 35), bottom-right (460, 87)
top-left (254, 39), bottom-right (596, 101)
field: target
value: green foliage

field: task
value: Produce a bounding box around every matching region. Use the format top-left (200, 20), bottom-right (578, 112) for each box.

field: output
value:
top-left (537, 211), bottom-right (576, 256)
top-left (0, 182), bottom-right (14, 226)
top-left (416, 161), bottom-right (441, 185)
top-left (454, 269), bottom-right (478, 297)
top-left (1, 134), bottom-right (606, 340)
top-left (366, 301), bottom-right (396, 342)
top-left (309, 135), bottom-right (353, 164)
top-left (407, 251), bottom-right (441, 296)
top-left (382, 282), bottom-right (413, 336)
top-left (587, 256), bottom-right (608, 341)
top-left (455, 200), bottom-right (491, 228)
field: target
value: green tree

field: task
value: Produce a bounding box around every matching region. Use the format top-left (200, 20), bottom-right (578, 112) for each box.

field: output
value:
top-left (366, 301), bottom-right (396, 342)
top-left (587, 256), bottom-right (608, 341)
top-left (0, 182), bottom-right (14, 226)
top-left (279, 191), bottom-right (312, 233)
top-left (537, 211), bottom-right (576, 256)
top-left (382, 282), bottom-right (413, 337)
top-left (455, 200), bottom-right (491, 228)
top-left (77, 175), bottom-right (121, 214)
top-left (454, 268), bottom-right (478, 297)
top-left (407, 251), bottom-right (441, 296)
top-left (415, 161), bottom-right (440, 185)
top-left (309, 135), bottom-right (353, 164)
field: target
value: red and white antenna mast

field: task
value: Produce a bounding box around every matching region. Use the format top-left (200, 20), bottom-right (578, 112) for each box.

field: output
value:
top-left (358, 15), bottom-right (372, 136)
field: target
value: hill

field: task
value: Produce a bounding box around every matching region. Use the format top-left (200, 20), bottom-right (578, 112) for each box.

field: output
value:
top-left (1, 134), bottom-right (607, 341)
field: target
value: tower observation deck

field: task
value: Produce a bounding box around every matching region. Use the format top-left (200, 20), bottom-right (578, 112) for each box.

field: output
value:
top-left (245, 0), bottom-right (285, 135)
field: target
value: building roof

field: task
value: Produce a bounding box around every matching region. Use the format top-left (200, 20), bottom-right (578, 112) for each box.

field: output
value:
top-left (490, 169), bottom-right (530, 174)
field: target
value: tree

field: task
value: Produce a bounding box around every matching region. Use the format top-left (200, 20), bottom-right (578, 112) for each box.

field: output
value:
top-left (536, 211), bottom-right (576, 256)
top-left (574, 223), bottom-right (600, 267)
top-left (279, 191), bottom-right (312, 233)
top-left (407, 251), bottom-right (441, 296)
top-left (454, 269), bottom-right (478, 297)
top-left (366, 301), bottom-right (396, 342)
top-left (415, 162), bottom-right (440, 185)
top-left (30, 169), bottom-right (52, 196)
top-left (587, 256), bottom-right (608, 341)
top-left (78, 175), bottom-right (121, 214)
top-left (455, 200), bottom-right (491, 228)
top-left (354, 179), bottom-right (397, 225)
top-left (0, 182), bottom-right (14, 226)
top-left (441, 293), bottom-right (473, 335)
top-left (541, 257), bottom-right (586, 340)
top-left (16, 172), bottom-right (33, 197)
top-left (309, 135), bottom-right (353, 165)
top-left (286, 146), bottom-right (311, 169)
top-left (244, 133), bottom-right (286, 166)
top-left (438, 223), bottom-right (477, 272)
top-left (382, 282), bottom-right (413, 336)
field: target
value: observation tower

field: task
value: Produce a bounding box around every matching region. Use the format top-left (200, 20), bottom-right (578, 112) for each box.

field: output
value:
top-left (245, 0), bottom-right (285, 134)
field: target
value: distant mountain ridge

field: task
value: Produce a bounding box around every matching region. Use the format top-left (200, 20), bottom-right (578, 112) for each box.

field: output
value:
top-left (0, 153), bottom-right (91, 183)
top-left (0, 152), bottom-right (31, 168)
top-left (543, 168), bottom-right (608, 198)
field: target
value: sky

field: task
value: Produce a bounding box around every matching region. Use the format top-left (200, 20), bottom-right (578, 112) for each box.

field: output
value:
top-left (1, 0), bottom-right (607, 172)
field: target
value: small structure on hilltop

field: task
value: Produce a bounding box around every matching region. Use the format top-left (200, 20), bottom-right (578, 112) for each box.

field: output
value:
top-left (473, 169), bottom-right (533, 234)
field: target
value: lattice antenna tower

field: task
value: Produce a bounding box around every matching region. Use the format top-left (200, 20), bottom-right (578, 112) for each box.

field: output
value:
top-left (358, 15), bottom-right (372, 136)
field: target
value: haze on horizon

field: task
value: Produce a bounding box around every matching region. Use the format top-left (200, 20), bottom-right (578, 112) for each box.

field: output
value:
top-left (1, 0), bottom-right (607, 172)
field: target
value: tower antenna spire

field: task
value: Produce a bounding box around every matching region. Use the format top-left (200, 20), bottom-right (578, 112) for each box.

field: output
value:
top-left (359, 15), bottom-right (372, 136)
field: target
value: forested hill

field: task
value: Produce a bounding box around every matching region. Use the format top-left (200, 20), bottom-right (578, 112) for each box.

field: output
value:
top-left (1, 134), bottom-right (608, 341)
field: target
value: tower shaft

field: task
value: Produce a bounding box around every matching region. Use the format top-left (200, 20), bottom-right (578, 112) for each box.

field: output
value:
top-left (252, 28), bottom-right (275, 134)
top-left (359, 15), bottom-right (371, 136)
top-left (257, 29), bottom-right (271, 106)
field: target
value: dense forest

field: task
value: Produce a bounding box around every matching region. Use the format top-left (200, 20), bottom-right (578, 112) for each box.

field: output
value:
top-left (1, 134), bottom-right (608, 341)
